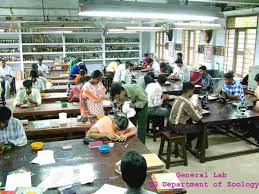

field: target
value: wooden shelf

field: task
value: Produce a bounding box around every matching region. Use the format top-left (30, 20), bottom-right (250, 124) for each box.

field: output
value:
top-left (23, 60), bottom-right (53, 63)
top-left (105, 50), bottom-right (140, 53)
top-left (65, 51), bottom-right (103, 54)
top-left (105, 42), bottom-right (140, 45)
top-left (82, 59), bottom-right (103, 61)
top-left (0, 52), bottom-right (20, 56)
top-left (0, 43), bottom-right (19, 46)
top-left (22, 43), bottom-right (63, 46)
top-left (65, 42), bottom-right (102, 45)
top-left (106, 57), bottom-right (139, 60)
top-left (23, 52), bottom-right (63, 55)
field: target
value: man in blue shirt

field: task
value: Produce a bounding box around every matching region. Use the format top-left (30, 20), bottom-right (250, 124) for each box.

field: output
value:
top-left (69, 58), bottom-right (82, 80)
top-left (193, 66), bottom-right (213, 92)
top-left (222, 72), bottom-right (245, 102)
top-left (0, 106), bottom-right (27, 147)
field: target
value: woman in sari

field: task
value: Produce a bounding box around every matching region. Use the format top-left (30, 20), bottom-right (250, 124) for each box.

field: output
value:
top-left (80, 70), bottom-right (106, 117)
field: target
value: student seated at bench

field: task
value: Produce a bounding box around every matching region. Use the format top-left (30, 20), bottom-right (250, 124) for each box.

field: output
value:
top-left (0, 106), bottom-right (27, 146)
top-left (30, 69), bottom-right (46, 92)
top-left (168, 82), bottom-right (203, 155)
top-left (68, 77), bottom-right (89, 102)
top-left (14, 79), bottom-right (41, 107)
top-left (121, 151), bottom-right (156, 194)
top-left (87, 115), bottom-right (137, 141)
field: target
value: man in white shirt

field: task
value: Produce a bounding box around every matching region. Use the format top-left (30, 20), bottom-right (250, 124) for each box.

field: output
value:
top-left (0, 59), bottom-right (13, 99)
top-left (14, 79), bottom-right (42, 107)
top-left (0, 106), bottom-right (27, 147)
top-left (145, 75), bottom-right (170, 117)
top-left (170, 59), bottom-right (190, 82)
top-left (113, 61), bottom-right (134, 84)
top-left (38, 58), bottom-right (49, 74)
top-left (106, 59), bottom-right (121, 74)
top-left (137, 72), bottom-right (155, 89)
top-left (145, 58), bottom-right (160, 76)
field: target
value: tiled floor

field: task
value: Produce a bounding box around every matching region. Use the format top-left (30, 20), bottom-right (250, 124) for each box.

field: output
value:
top-left (5, 90), bottom-right (259, 194)
top-left (145, 135), bottom-right (259, 194)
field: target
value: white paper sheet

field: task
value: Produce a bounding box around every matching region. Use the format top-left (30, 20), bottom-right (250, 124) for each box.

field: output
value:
top-left (122, 101), bottom-right (136, 118)
top-left (31, 150), bottom-right (55, 165)
top-left (5, 172), bottom-right (31, 191)
top-left (94, 184), bottom-right (126, 194)
top-left (79, 165), bottom-right (95, 184)
top-left (37, 167), bottom-right (75, 190)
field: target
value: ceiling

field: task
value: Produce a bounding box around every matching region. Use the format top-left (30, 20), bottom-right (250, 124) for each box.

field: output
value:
top-left (0, 0), bottom-right (258, 28)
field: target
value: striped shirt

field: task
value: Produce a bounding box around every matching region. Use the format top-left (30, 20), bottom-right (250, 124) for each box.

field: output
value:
top-left (169, 96), bottom-right (202, 125)
top-left (197, 73), bottom-right (213, 89)
top-left (222, 80), bottom-right (245, 102)
top-left (0, 117), bottom-right (27, 146)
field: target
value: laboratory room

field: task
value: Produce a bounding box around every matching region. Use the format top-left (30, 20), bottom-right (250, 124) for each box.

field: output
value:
top-left (1, 0), bottom-right (259, 194)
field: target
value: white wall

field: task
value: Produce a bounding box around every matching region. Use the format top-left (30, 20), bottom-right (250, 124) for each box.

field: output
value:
top-left (141, 32), bottom-right (156, 57)
top-left (254, 23), bottom-right (259, 66)
top-left (169, 28), bottom-right (225, 70)
top-left (212, 29), bottom-right (225, 70)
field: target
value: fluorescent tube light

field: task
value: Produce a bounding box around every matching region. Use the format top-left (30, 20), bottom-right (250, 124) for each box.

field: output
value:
top-left (125, 26), bottom-right (163, 31)
top-left (107, 29), bottom-right (137, 33)
top-left (39, 30), bottom-right (73, 33)
top-left (170, 22), bottom-right (223, 30)
top-left (79, 11), bottom-right (218, 21)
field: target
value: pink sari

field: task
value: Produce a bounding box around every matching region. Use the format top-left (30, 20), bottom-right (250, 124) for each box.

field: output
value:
top-left (80, 81), bottom-right (106, 116)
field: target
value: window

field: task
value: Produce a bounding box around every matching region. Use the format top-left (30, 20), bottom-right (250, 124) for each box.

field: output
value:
top-left (183, 30), bottom-right (200, 66)
top-left (224, 16), bottom-right (257, 77)
top-left (155, 32), bottom-right (167, 60)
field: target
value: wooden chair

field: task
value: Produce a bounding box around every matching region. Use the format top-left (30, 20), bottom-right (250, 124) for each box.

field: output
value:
top-left (10, 77), bottom-right (16, 95)
top-left (147, 116), bottom-right (165, 142)
top-left (0, 79), bottom-right (6, 106)
top-left (158, 131), bottom-right (188, 169)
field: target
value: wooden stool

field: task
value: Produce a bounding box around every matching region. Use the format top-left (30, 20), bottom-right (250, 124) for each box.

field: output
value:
top-left (147, 116), bottom-right (164, 142)
top-left (158, 131), bottom-right (187, 169)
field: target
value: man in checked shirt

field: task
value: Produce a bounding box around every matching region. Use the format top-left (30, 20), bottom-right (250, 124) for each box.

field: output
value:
top-left (222, 72), bottom-right (245, 102)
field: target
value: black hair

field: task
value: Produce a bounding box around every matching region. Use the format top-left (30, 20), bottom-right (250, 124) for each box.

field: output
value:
top-left (23, 79), bottom-right (32, 88)
top-left (116, 59), bottom-right (122, 64)
top-left (182, 82), bottom-right (194, 93)
top-left (144, 75), bottom-right (155, 85)
top-left (77, 58), bottom-right (82, 63)
top-left (121, 151), bottom-right (147, 189)
top-left (79, 69), bottom-right (86, 75)
top-left (0, 106), bottom-right (12, 122)
top-left (199, 65), bottom-right (207, 71)
top-left (31, 63), bottom-right (38, 70)
top-left (157, 74), bottom-right (167, 85)
top-left (38, 57), bottom-right (43, 61)
top-left (79, 76), bottom-right (90, 84)
top-left (224, 72), bottom-right (233, 79)
top-left (255, 74), bottom-right (259, 82)
top-left (114, 115), bottom-right (129, 131)
top-left (177, 52), bottom-right (183, 58)
top-left (175, 59), bottom-right (183, 64)
top-left (110, 83), bottom-right (124, 98)
top-left (160, 62), bottom-right (167, 69)
top-left (146, 71), bottom-right (155, 79)
top-left (147, 58), bottom-right (154, 65)
top-left (91, 70), bottom-right (102, 79)
top-left (30, 69), bottom-right (39, 78)
top-left (144, 53), bottom-right (148, 57)
top-left (125, 61), bottom-right (134, 69)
